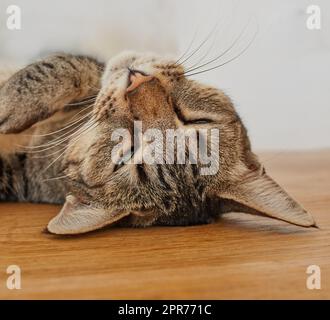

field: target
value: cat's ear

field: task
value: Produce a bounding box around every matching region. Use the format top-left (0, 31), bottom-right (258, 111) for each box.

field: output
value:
top-left (212, 165), bottom-right (317, 227)
top-left (47, 195), bottom-right (130, 235)
top-left (0, 54), bottom-right (103, 134)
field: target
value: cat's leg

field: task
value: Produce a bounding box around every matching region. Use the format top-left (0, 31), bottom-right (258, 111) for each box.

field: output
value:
top-left (0, 54), bottom-right (104, 134)
top-left (0, 146), bottom-right (68, 203)
top-left (0, 54), bottom-right (103, 203)
top-left (0, 152), bottom-right (27, 201)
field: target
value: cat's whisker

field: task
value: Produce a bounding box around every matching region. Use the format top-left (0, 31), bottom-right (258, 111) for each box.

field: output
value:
top-left (33, 121), bottom-right (98, 173)
top-left (84, 82), bottom-right (102, 92)
top-left (20, 109), bottom-right (95, 147)
top-left (184, 8), bottom-right (234, 71)
top-left (184, 18), bottom-right (259, 77)
top-left (19, 107), bottom-right (94, 141)
top-left (65, 96), bottom-right (97, 107)
top-left (31, 119), bottom-right (97, 155)
top-left (41, 110), bottom-right (95, 141)
top-left (174, 28), bottom-right (199, 66)
top-left (38, 121), bottom-right (100, 176)
top-left (19, 127), bottom-right (87, 154)
top-left (184, 28), bottom-right (220, 72)
top-left (179, 21), bottom-right (220, 67)
top-left (41, 171), bottom-right (76, 183)
top-left (38, 150), bottom-right (69, 178)
top-left (61, 105), bottom-right (95, 126)
top-left (184, 18), bottom-right (254, 75)
top-left (64, 104), bottom-right (95, 123)
top-left (27, 127), bottom-right (88, 155)
top-left (29, 99), bottom-right (95, 142)
top-left (23, 117), bottom-right (96, 154)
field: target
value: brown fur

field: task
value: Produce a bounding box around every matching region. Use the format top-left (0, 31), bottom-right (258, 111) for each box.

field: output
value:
top-left (0, 52), bottom-right (316, 234)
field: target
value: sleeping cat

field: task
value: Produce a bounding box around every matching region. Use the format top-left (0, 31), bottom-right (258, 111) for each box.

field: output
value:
top-left (0, 52), bottom-right (316, 234)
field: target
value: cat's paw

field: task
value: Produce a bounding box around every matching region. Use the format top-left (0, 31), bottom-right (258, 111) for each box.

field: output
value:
top-left (0, 73), bottom-right (36, 133)
top-left (0, 53), bottom-right (103, 134)
top-left (0, 101), bottom-right (16, 134)
top-left (0, 98), bottom-right (36, 134)
top-left (0, 64), bottom-right (53, 133)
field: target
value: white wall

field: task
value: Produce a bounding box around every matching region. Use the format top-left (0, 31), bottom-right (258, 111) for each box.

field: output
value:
top-left (0, 0), bottom-right (329, 149)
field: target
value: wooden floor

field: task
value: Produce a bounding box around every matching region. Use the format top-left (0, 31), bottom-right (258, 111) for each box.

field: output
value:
top-left (0, 151), bottom-right (329, 299)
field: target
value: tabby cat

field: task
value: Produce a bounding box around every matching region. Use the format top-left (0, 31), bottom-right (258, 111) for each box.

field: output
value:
top-left (0, 52), bottom-right (316, 234)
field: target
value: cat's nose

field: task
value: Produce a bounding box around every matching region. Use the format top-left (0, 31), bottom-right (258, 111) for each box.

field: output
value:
top-left (127, 69), bottom-right (153, 92)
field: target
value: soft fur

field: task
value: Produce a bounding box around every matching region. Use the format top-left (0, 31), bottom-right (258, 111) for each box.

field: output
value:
top-left (0, 52), bottom-right (316, 234)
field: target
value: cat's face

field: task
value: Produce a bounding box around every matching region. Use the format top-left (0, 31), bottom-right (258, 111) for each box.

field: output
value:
top-left (47, 51), bottom-right (315, 234)
top-left (61, 52), bottom-right (226, 226)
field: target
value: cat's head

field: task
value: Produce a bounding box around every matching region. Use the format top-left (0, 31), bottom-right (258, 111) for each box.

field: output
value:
top-left (47, 51), bottom-right (316, 234)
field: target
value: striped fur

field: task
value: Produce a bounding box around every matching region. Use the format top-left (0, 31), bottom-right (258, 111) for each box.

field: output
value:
top-left (0, 52), bottom-right (316, 234)
top-left (0, 153), bottom-right (27, 201)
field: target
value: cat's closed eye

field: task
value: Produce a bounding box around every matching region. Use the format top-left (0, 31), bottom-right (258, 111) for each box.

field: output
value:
top-left (183, 118), bottom-right (214, 125)
top-left (173, 105), bottom-right (213, 126)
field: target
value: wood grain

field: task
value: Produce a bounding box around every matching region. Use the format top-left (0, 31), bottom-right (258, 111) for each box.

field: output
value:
top-left (0, 150), bottom-right (329, 299)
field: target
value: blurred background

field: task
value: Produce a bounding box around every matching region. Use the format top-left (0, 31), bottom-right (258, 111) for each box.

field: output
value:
top-left (0, 0), bottom-right (329, 150)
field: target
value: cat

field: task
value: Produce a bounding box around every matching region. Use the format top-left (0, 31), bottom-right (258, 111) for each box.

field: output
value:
top-left (0, 52), bottom-right (316, 234)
